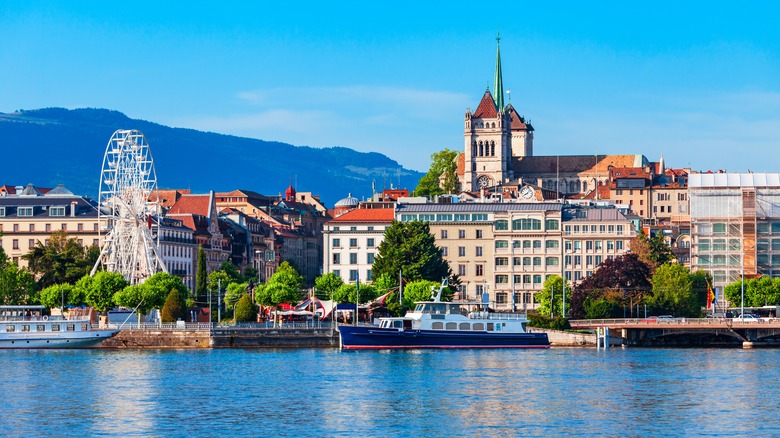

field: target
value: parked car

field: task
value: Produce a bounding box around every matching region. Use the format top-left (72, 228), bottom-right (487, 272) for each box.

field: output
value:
top-left (733, 313), bottom-right (760, 322)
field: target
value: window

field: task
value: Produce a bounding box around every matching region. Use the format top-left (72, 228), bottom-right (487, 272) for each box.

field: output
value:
top-left (458, 229), bottom-right (466, 239)
top-left (595, 241), bottom-right (603, 251)
top-left (458, 247), bottom-right (466, 257)
top-left (18, 207), bottom-right (33, 217)
top-left (349, 270), bottom-right (358, 282)
top-left (513, 275), bottom-right (522, 284)
top-left (46, 224), bottom-right (51, 232)
top-left (28, 239), bottom-right (35, 249)
top-left (333, 270), bottom-right (341, 279)
top-left (454, 214), bottom-right (469, 221)
top-left (333, 238), bottom-right (341, 247)
top-left (495, 275), bottom-right (509, 284)
top-left (565, 255), bottom-right (572, 266)
top-left (616, 241), bottom-right (624, 251)
top-left (441, 247), bottom-right (448, 256)
top-left (545, 219), bottom-right (559, 231)
top-left (12, 239), bottom-right (19, 250)
top-left (367, 238), bottom-right (375, 248)
top-left (458, 264), bottom-right (467, 276)
top-left (475, 264), bottom-right (484, 276)
top-left (513, 257), bottom-right (522, 266)
top-left (495, 220), bottom-right (508, 230)
top-left (495, 257), bottom-right (509, 266)
top-left (533, 275), bottom-right (542, 284)
top-left (607, 241), bottom-right (615, 251)
top-left (476, 247), bottom-right (483, 257)
top-left (0, 207), bottom-right (4, 217)
top-left (533, 257), bottom-right (542, 266)
top-left (349, 238), bottom-right (357, 248)
top-left (436, 214), bottom-right (453, 221)
top-left (367, 253), bottom-right (374, 264)
top-left (496, 240), bottom-right (508, 248)
top-left (476, 230), bottom-right (483, 239)
top-left (586, 255), bottom-right (593, 266)
top-left (13, 224), bottom-right (19, 232)
top-left (595, 255), bottom-right (603, 266)
top-left (545, 257), bottom-right (559, 266)
top-left (546, 240), bottom-right (559, 249)
top-left (713, 239), bottom-right (726, 251)
top-left (29, 223), bottom-right (35, 232)
top-left (332, 253), bottom-right (340, 264)
top-left (698, 239), bottom-right (710, 251)
top-left (713, 223), bottom-right (727, 234)
top-left (523, 257), bottom-right (531, 266)
top-left (349, 253), bottom-right (358, 264)
top-left (512, 218), bottom-right (542, 230)
top-left (441, 230), bottom-right (448, 239)
top-left (586, 241), bottom-right (593, 251)
top-left (565, 241), bottom-right (572, 251)
top-left (472, 214), bottom-right (488, 221)
top-left (401, 214), bottom-right (417, 222)
top-left (418, 214), bottom-right (435, 221)
top-left (523, 275), bottom-right (532, 284)
top-left (617, 225), bottom-right (624, 235)
top-left (533, 240), bottom-right (542, 249)
top-left (574, 241), bottom-right (581, 251)
top-left (49, 206), bottom-right (66, 217)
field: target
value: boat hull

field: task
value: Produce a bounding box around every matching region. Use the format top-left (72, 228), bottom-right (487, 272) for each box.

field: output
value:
top-left (339, 326), bottom-right (549, 350)
top-left (0, 330), bottom-right (119, 349)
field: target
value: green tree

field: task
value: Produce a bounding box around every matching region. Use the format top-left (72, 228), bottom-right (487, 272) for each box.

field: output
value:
top-left (414, 148), bottom-right (459, 196)
top-left (22, 231), bottom-right (99, 288)
top-left (332, 283), bottom-right (378, 304)
top-left (195, 245), bottom-right (207, 304)
top-left (0, 262), bottom-right (38, 305)
top-left (570, 254), bottom-right (652, 319)
top-left (85, 271), bottom-right (128, 313)
top-left (725, 276), bottom-right (780, 309)
top-left (39, 283), bottom-right (75, 309)
top-left (649, 263), bottom-right (700, 317)
top-left (398, 280), bottom-right (449, 311)
top-left (372, 220), bottom-right (455, 286)
top-left (224, 282), bottom-right (248, 312)
top-left (534, 275), bottom-right (570, 318)
top-left (254, 261), bottom-right (303, 306)
top-left (234, 293), bottom-right (258, 322)
top-left (220, 261), bottom-right (245, 283)
top-left (72, 275), bottom-right (93, 307)
top-left (629, 230), bottom-right (675, 272)
top-left (161, 288), bottom-right (186, 323)
top-left (0, 233), bottom-right (8, 267)
top-left (314, 272), bottom-right (344, 300)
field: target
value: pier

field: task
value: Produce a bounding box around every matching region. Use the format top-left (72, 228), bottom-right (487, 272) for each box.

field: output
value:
top-left (570, 317), bottom-right (780, 348)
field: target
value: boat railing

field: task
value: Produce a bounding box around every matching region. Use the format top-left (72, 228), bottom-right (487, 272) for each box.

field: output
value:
top-left (469, 312), bottom-right (528, 321)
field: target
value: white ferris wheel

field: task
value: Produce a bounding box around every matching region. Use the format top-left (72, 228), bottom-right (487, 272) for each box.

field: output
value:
top-left (91, 129), bottom-right (167, 284)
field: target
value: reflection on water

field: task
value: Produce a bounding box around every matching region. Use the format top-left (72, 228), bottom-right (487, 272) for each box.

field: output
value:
top-left (1, 348), bottom-right (779, 436)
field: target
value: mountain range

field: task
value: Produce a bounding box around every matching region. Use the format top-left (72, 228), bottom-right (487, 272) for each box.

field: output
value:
top-left (0, 108), bottom-right (424, 206)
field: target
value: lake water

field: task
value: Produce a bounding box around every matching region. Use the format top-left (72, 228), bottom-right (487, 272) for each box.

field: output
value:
top-left (1, 347), bottom-right (776, 437)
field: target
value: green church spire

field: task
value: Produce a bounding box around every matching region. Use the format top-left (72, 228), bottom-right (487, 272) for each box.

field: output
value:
top-left (493, 33), bottom-right (504, 111)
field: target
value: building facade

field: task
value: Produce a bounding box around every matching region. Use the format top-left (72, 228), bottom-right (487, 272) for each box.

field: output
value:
top-left (322, 207), bottom-right (394, 283)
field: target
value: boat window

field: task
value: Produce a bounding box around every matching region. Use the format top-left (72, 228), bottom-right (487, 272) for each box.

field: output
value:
top-left (52, 324), bottom-right (60, 332)
top-left (459, 323), bottom-right (470, 330)
top-left (472, 323), bottom-right (484, 331)
top-left (81, 324), bottom-right (88, 331)
top-left (446, 322), bottom-right (457, 330)
top-left (447, 304), bottom-right (460, 314)
top-left (66, 324), bottom-right (75, 332)
top-left (37, 325), bottom-right (45, 332)
top-left (487, 323), bottom-right (494, 331)
top-left (432, 322), bottom-right (444, 330)
top-left (393, 320), bottom-right (403, 329)
top-left (415, 304), bottom-right (425, 313)
top-left (404, 320), bottom-right (412, 329)
top-left (22, 325), bottom-right (30, 332)
top-left (6, 324), bottom-right (14, 332)
top-left (430, 304), bottom-right (445, 314)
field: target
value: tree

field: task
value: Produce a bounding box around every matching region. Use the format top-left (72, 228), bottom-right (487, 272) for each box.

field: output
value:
top-left (220, 261), bottom-right (245, 283)
top-left (629, 230), bottom-right (674, 272)
top-left (234, 293), bottom-right (257, 322)
top-left (725, 276), bottom-right (780, 309)
top-left (414, 148), bottom-right (459, 196)
top-left (0, 262), bottom-right (38, 305)
top-left (224, 282), bottom-right (248, 312)
top-left (372, 220), bottom-right (455, 286)
top-left (22, 231), bottom-right (99, 288)
top-left (161, 288), bottom-right (186, 323)
top-left (39, 283), bottom-right (75, 309)
top-left (332, 283), bottom-right (378, 304)
top-left (85, 271), bottom-right (128, 313)
top-left (534, 275), bottom-right (570, 318)
top-left (195, 245), bottom-right (207, 304)
top-left (314, 272), bottom-right (344, 300)
top-left (399, 280), bottom-right (441, 310)
top-left (0, 233), bottom-right (8, 267)
top-left (649, 263), bottom-right (699, 317)
top-left (570, 253), bottom-right (652, 319)
top-left (254, 261), bottom-right (303, 306)
top-left (113, 272), bottom-right (189, 323)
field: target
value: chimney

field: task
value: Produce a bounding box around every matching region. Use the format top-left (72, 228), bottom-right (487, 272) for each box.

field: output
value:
top-left (71, 201), bottom-right (77, 217)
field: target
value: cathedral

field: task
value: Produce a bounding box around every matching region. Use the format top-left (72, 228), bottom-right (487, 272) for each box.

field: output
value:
top-left (458, 37), bottom-right (648, 198)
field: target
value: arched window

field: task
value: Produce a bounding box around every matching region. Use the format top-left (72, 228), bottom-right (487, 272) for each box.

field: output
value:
top-left (582, 181), bottom-right (588, 192)
top-left (491, 122), bottom-right (496, 128)
top-left (569, 181), bottom-right (577, 192)
top-left (491, 141), bottom-right (495, 156)
top-left (478, 141), bottom-right (484, 157)
top-left (472, 141), bottom-right (477, 156)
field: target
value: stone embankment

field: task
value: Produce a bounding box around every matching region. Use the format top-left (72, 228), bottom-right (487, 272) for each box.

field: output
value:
top-left (101, 325), bottom-right (339, 349)
top-left (533, 328), bottom-right (596, 347)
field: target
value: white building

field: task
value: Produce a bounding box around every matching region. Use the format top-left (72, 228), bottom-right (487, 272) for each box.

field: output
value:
top-left (322, 207), bottom-right (394, 283)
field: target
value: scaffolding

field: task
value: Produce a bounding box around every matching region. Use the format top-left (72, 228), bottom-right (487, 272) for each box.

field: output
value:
top-left (689, 173), bottom-right (780, 307)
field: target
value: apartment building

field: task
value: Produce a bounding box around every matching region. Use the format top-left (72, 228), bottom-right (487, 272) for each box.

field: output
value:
top-left (322, 207), bottom-right (394, 283)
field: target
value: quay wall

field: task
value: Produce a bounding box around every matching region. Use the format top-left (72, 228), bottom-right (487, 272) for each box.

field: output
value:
top-left (534, 328), bottom-right (597, 347)
top-left (101, 327), bottom-right (339, 349)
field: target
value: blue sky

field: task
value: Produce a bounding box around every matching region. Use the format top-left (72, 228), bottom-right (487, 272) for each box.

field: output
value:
top-left (2, 2), bottom-right (780, 173)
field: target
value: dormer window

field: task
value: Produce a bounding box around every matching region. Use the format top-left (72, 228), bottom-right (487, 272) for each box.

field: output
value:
top-left (0, 207), bottom-right (4, 217)
top-left (49, 206), bottom-right (66, 217)
top-left (18, 207), bottom-right (33, 217)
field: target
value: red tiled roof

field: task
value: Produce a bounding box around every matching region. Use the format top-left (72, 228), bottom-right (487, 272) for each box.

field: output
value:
top-left (327, 208), bottom-right (395, 223)
top-left (473, 90), bottom-right (498, 118)
top-left (177, 214), bottom-right (211, 235)
top-left (506, 104), bottom-right (532, 131)
top-left (610, 166), bottom-right (651, 180)
top-left (513, 155), bottom-right (643, 175)
top-left (167, 194), bottom-right (211, 216)
top-left (151, 189), bottom-right (190, 208)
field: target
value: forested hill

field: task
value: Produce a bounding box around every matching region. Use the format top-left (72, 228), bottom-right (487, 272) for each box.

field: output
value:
top-left (0, 108), bottom-right (423, 205)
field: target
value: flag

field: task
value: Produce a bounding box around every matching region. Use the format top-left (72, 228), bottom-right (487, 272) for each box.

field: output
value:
top-left (707, 281), bottom-right (715, 309)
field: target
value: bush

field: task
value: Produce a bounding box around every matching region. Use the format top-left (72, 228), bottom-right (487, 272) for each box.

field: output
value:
top-left (161, 288), bottom-right (186, 323)
top-left (234, 293), bottom-right (257, 322)
top-left (526, 312), bottom-right (570, 330)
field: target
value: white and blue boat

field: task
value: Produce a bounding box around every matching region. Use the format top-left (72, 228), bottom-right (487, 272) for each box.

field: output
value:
top-left (338, 281), bottom-right (549, 350)
top-left (0, 305), bottom-right (119, 349)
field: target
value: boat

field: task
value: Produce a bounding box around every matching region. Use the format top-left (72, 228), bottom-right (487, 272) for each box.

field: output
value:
top-left (0, 305), bottom-right (119, 349)
top-left (338, 280), bottom-right (549, 350)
